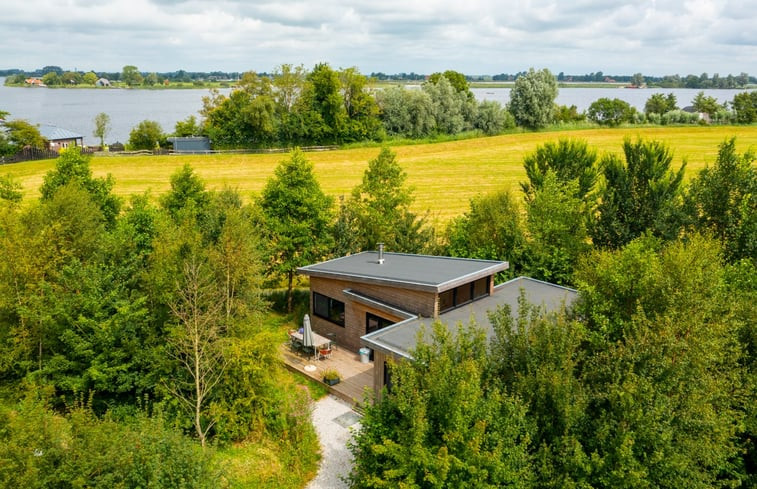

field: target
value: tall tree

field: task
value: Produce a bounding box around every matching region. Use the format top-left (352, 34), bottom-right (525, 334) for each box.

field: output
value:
top-left (591, 138), bottom-right (686, 248)
top-left (644, 93), bottom-right (678, 115)
top-left (508, 68), bottom-right (558, 129)
top-left (166, 255), bottom-right (225, 447)
top-left (304, 63), bottom-right (346, 143)
top-left (687, 138), bottom-right (756, 262)
top-left (92, 112), bottom-right (111, 148)
top-left (120, 65), bottom-right (143, 87)
top-left (347, 147), bottom-right (430, 253)
top-left (259, 148), bottom-right (333, 311)
top-left (128, 120), bottom-right (165, 150)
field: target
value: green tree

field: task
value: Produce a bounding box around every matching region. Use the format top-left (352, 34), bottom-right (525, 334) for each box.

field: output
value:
top-left (347, 147), bottom-right (430, 253)
top-left (520, 138), bottom-right (599, 201)
top-left (92, 112), bottom-right (111, 147)
top-left (259, 148), bottom-right (333, 312)
top-left (523, 172), bottom-right (590, 285)
top-left (474, 99), bottom-right (514, 135)
top-left (304, 63), bottom-right (346, 143)
top-left (687, 138), bottom-right (756, 262)
top-left (574, 236), bottom-right (742, 488)
top-left (376, 86), bottom-right (435, 138)
top-left (445, 189), bottom-right (525, 276)
top-left (631, 72), bottom-right (644, 87)
top-left (160, 163), bottom-right (211, 224)
top-left (338, 67), bottom-right (383, 142)
top-left (508, 67), bottom-right (558, 129)
top-left (120, 65), bottom-right (143, 87)
top-left (41, 72), bottom-right (61, 86)
top-left (174, 115), bottom-right (202, 137)
top-left (644, 92), bottom-right (678, 115)
top-left (349, 321), bottom-right (533, 488)
top-left (428, 70), bottom-right (471, 97)
top-left (587, 97), bottom-right (635, 126)
top-left (692, 91), bottom-right (723, 116)
top-left (128, 120), bottom-right (165, 150)
top-left (732, 91), bottom-right (757, 123)
top-left (3, 119), bottom-right (46, 150)
top-left (40, 147), bottom-right (121, 226)
top-left (82, 71), bottom-right (97, 85)
top-left (591, 138), bottom-right (686, 248)
top-left (423, 75), bottom-right (468, 134)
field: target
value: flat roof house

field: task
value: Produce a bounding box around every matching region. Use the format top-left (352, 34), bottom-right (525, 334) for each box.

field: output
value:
top-left (297, 247), bottom-right (576, 398)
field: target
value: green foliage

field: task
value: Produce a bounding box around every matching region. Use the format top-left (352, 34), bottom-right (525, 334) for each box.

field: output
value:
top-left (305, 63), bottom-right (346, 143)
top-left (121, 64), bottom-right (143, 87)
top-left (40, 147), bottom-right (121, 226)
top-left (445, 189), bottom-right (525, 278)
top-left (644, 93), bottom-right (678, 115)
top-left (344, 147), bottom-right (431, 253)
top-left (521, 138), bottom-right (598, 201)
top-left (474, 100), bottom-right (514, 135)
top-left (587, 97), bottom-right (636, 126)
top-left (687, 137), bottom-right (756, 262)
top-left (522, 173), bottom-right (590, 285)
top-left (0, 398), bottom-right (219, 488)
top-left (376, 86), bottom-right (435, 138)
top-left (423, 75), bottom-right (472, 134)
top-left (92, 112), bottom-right (111, 147)
top-left (2, 119), bottom-right (46, 150)
top-left (692, 91), bottom-right (723, 116)
top-left (41, 71), bottom-right (61, 86)
top-left (174, 115), bottom-right (203, 137)
top-left (553, 104), bottom-right (586, 123)
top-left (732, 91), bottom-right (757, 124)
top-left (349, 321), bottom-right (533, 488)
top-left (160, 163), bottom-right (211, 223)
top-left (128, 119), bottom-right (166, 150)
top-left (259, 148), bottom-right (333, 311)
top-left (591, 138), bottom-right (686, 248)
top-left (428, 70), bottom-right (471, 96)
top-left (0, 174), bottom-right (23, 203)
top-left (508, 68), bottom-right (558, 129)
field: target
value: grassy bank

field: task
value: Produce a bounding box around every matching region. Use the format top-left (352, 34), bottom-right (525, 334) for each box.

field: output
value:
top-left (5, 126), bottom-right (756, 222)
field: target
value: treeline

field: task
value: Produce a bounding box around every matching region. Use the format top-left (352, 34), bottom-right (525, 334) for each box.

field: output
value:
top-left (349, 137), bottom-right (757, 488)
top-left (0, 149), bottom-right (319, 486)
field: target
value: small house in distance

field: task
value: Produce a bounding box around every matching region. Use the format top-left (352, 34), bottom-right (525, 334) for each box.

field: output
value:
top-left (167, 136), bottom-right (211, 153)
top-left (38, 125), bottom-right (84, 151)
top-left (297, 246), bottom-right (577, 398)
top-left (95, 78), bottom-right (111, 87)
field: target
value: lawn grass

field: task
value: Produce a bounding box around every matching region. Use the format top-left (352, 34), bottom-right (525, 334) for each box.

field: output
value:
top-left (5, 126), bottom-right (756, 223)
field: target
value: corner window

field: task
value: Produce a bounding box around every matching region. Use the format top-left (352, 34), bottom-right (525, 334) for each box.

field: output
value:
top-left (313, 292), bottom-right (345, 327)
top-left (439, 276), bottom-right (491, 313)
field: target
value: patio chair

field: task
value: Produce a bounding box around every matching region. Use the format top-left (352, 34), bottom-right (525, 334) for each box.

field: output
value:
top-left (318, 347), bottom-right (332, 360)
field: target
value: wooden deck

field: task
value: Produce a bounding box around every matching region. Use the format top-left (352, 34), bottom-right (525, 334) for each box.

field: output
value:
top-left (280, 342), bottom-right (374, 408)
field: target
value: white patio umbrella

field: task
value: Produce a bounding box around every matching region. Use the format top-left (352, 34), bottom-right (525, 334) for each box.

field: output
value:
top-left (302, 314), bottom-right (316, 359)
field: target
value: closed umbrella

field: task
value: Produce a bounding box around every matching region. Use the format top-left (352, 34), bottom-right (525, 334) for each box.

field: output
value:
top-left (302, 314), bottom-right (315, 358)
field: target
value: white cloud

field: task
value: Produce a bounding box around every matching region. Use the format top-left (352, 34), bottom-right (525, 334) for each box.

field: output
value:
top-left (0, 0), bottom-right (754, 75)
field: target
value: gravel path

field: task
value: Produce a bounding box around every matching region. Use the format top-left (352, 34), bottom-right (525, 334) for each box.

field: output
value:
top-left (306, 395), bottom-right (361, 489)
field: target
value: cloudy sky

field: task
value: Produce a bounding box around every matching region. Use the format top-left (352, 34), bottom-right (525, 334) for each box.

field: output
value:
top-left (2, 0), bottom-right (755, 76)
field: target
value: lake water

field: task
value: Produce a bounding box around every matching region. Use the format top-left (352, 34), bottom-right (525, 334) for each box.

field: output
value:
top-left (0, 77), bottom-right (751, 145)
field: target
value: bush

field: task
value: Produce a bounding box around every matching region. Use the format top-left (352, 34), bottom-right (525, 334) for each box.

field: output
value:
top-left (128, 120), bottom-right (166, 150)
top-left (661, 109), bottom-right (699, 125)
top-left (0, 398), bottom-right (219, 488)
top-left (587, 97), bottom-right (636, 126)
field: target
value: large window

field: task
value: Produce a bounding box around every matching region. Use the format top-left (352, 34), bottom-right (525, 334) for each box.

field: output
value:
top-left (313, 292), bottom-right (345, 326)
top-left (439, 276), bottom-right (491, 313)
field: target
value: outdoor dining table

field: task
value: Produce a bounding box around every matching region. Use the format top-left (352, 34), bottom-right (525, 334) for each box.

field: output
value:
top-left (290, 330), bottom-right (332, 358)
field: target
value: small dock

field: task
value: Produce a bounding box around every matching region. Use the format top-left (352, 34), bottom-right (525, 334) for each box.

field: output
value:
top-left (280, 343), bottom-right (374, 407)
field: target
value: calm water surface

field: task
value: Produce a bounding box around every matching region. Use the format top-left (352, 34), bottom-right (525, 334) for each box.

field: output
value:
top-left (0, 77), bottom-right (751, 145)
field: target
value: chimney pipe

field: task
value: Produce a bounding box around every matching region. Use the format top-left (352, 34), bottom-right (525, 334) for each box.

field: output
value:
top-left (378, 243), bottom-right (385, 264)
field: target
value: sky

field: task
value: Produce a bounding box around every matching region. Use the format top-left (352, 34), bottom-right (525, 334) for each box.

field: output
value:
top-left (1, 0), bottom-right (755, 76)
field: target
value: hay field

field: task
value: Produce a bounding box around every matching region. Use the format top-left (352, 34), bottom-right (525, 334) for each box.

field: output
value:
top-left (5, 126), bottom-right (756, 223)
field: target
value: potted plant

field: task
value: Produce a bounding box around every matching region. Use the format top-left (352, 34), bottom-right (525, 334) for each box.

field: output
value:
top-left (322, 369), bottom-right (341, 386)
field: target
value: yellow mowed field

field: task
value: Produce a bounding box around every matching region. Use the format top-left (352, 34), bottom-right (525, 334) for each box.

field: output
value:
top-left (5, 126), bottom-right (757, 223)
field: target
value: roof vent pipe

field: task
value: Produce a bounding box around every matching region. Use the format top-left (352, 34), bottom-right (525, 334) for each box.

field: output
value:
top-left (378, 243), bottom-right (385, 264)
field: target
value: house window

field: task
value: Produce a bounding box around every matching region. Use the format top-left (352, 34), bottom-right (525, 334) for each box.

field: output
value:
top-left (366, 312), bottom-right (393, 335)
top-left (439, 276), bottom-right (491, 313)
top-left (313, 292), bottom-right (345, 327)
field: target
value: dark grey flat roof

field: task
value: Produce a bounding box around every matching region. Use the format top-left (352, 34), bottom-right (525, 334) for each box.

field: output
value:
top-left (297, 251), bottom-right (508, 292)
top-left (361, 276), bottom-right (577, 358)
